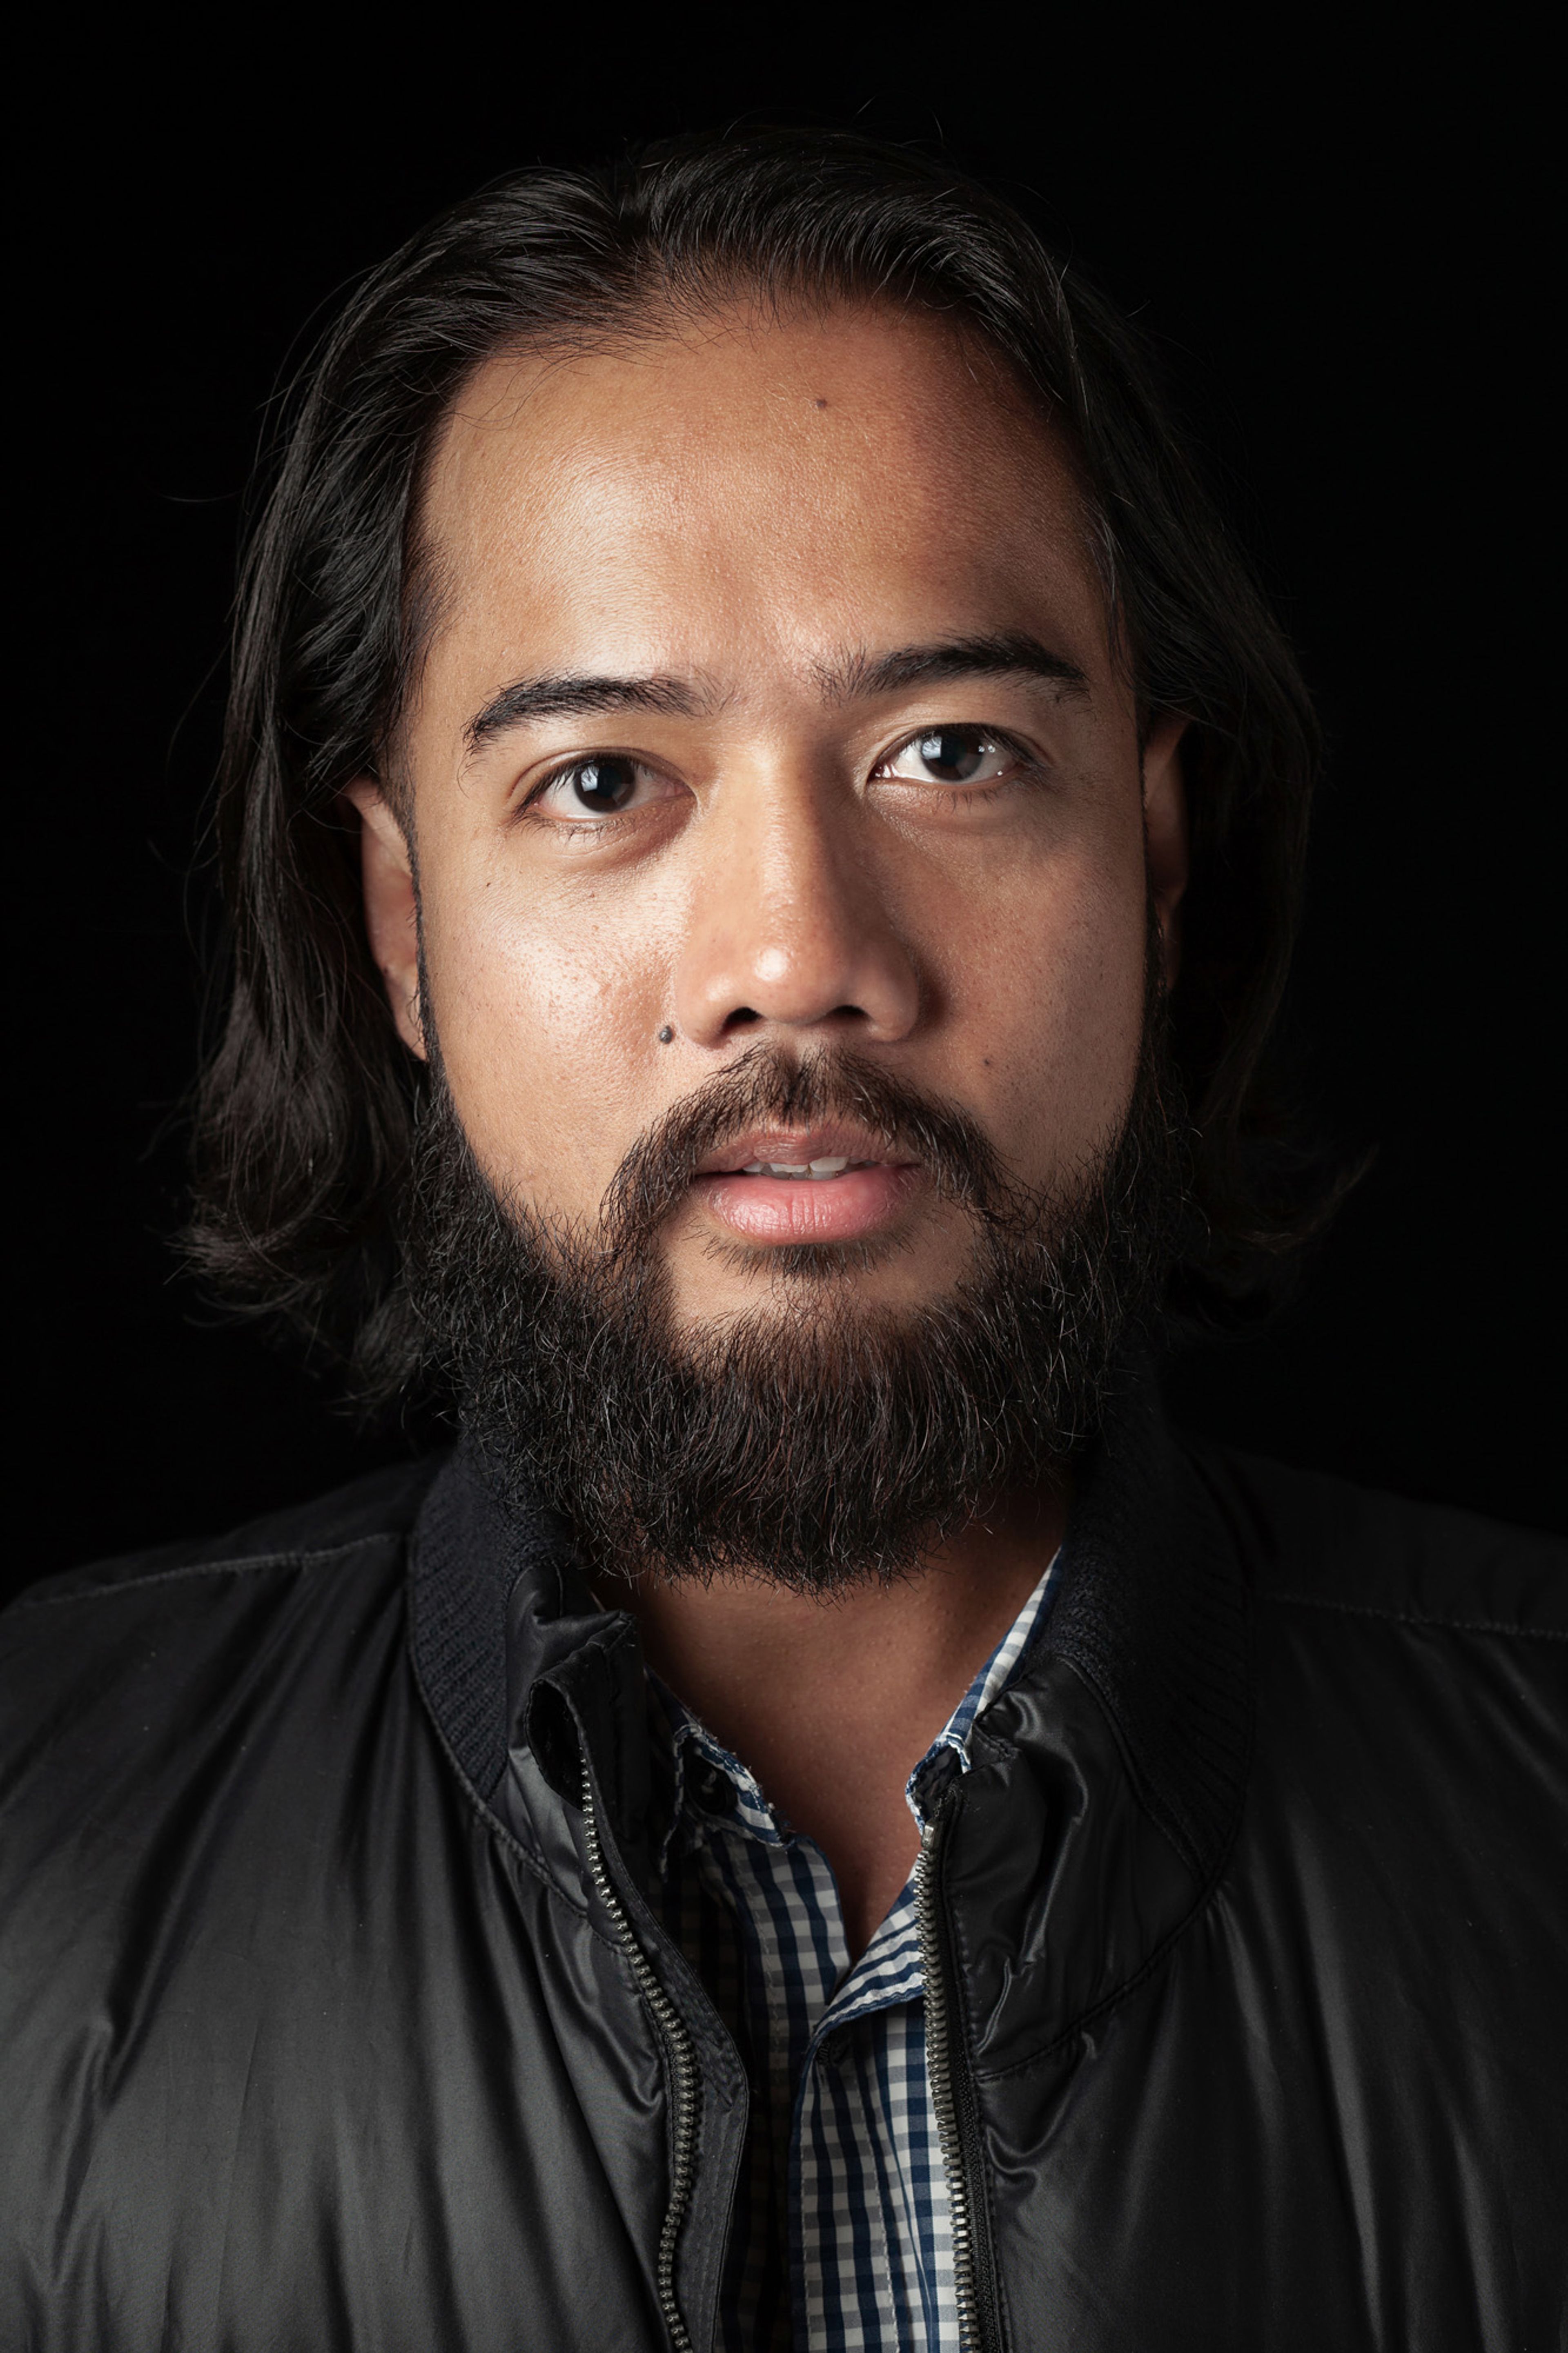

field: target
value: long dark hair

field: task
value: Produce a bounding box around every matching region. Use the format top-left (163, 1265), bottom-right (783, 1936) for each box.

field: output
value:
top-left (189, 127), bottom-right (1324, 1387)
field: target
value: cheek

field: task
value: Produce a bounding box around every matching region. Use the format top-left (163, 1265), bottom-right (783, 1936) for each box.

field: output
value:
top-left (938, 840), bottom-right (1148, 1175)
top-left (418, 862), bottom-right (666, 1211)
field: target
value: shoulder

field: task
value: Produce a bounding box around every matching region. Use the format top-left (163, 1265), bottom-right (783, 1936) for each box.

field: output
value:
top-left (0, 1455), bottom-right (454, 1987)
top-left (0, 1454), bottom-right (449, 1756)
top-left (1188, 1445), bottom-right (1566, 1898)
top-left (7, 1452), bottom-right (445, 1614)
top-left (1176, 1450), bottom-right (1568, 2199)
top-left (1187, 1443), bottom-right (1568, 1642)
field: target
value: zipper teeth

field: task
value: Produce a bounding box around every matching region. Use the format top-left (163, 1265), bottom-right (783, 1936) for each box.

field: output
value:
top-left (917, 1807), bottom-right (982, 2353)
top-left (581, 1762), bottom-right (699, 2353)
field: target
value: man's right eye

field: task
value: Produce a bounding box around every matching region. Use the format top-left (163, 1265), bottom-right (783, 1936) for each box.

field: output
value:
top-left (531, 756), bottom-right (669, 817)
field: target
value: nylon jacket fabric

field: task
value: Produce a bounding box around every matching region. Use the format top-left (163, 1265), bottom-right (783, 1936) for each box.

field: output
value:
top-left (2, 1390), bottom-right (1564, 2352)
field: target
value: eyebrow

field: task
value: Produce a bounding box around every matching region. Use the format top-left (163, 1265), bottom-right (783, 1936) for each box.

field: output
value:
top-left (819, 631), bottom-right (1089, 703)
top-left (462, 629), bottom-right (1088, 758)
top-left (465, 671), bottom-right (706, 756)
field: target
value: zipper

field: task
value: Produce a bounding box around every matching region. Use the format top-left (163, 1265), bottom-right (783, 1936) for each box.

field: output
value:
top-left (917, 1792), bottom-right (1002, 2353)
top-left (580, 1758), bottom-right (701, 2353)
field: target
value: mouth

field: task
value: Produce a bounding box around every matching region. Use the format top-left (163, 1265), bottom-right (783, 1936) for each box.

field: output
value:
top-left (690, 1125), bottom-right (922, 1247)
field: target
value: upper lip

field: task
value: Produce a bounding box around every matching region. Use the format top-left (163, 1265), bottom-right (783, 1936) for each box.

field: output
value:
top-left (691, 1124), bottom-right (911, 1176)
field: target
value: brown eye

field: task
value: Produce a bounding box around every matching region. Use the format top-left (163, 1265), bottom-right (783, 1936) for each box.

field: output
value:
top-left (880, 727), bottom-right (1014, 786)
top-left (565, 756), bottom-right (640, 812)
top-left (532, 755), bottom-right (682, 821)
top-left (917, 729), bottom-right (988, 782)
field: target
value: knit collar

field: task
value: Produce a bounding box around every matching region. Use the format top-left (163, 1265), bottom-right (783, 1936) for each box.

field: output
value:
top-left (408, 1363), bottom-right (1253, 1893)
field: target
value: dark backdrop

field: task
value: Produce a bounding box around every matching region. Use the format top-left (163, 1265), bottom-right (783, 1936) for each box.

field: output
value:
top-left (15, 19), bottom-right (1560, 1606)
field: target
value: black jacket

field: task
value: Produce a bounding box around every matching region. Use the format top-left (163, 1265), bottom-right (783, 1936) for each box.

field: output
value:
top-left (3, 1392), bottom-right (1565, 2353)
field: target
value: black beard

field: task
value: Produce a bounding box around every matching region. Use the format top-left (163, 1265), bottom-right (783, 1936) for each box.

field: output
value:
top-left (394, 1011), bottom-right (1187, 1594)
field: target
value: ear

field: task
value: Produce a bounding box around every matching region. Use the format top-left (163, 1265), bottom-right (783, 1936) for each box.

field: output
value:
top-left (344, 780), bottom-right (427, 1059)
top-left (1141, 715), bottom-right (1190, 988)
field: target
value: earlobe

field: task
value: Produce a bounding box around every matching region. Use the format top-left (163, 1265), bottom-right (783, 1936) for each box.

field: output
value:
top-left (343, 780), bottom-right (428, 1059)
top-left (1142, 716), bottom-right (1190, 988)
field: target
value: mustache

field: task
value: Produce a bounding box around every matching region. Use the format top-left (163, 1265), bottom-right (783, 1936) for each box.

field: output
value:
top-left (596, 1044), bottom-right (1010, 1257)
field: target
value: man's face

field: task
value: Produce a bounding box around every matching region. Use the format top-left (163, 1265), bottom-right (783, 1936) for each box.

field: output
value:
top-left (357, 302), bottom-right (1184, 1346)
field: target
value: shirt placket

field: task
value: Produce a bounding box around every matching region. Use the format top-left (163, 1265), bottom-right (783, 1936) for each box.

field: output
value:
top-left (651, 1546), bottom-right (1060, 2352)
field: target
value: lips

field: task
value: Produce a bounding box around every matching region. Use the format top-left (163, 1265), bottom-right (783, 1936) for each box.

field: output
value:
top-left (693, 1124), bottom-right (901, 1177)
top-left (690, 1125), bottom-right (920, 1245)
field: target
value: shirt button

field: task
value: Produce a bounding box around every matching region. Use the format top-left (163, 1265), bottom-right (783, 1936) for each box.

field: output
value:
top-left (690, 1761), bottom-right (735, 1815)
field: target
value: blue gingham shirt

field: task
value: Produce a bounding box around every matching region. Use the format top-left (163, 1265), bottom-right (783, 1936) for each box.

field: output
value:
top-left (648, 1556), bottom-right (1060, 2351)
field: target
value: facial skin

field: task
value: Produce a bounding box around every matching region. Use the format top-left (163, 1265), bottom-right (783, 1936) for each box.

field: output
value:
top-left (350, 303), bottom-right (1186, 1948)
top-left (352, 303), bottom-right (1185, 1330)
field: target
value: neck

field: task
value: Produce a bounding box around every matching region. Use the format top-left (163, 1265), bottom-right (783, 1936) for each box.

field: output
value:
top-left (596, 1481), bottom-right (1067, 1959)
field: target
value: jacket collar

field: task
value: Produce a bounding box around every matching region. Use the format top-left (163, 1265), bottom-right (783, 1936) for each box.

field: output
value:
top-left (1035, 1372), bottom-right (1253, 1884)
top-left (409, 1365), bottom-right (1253, 1894)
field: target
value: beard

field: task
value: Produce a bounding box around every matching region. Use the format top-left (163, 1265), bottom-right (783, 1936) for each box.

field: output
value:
top-left (392, 986), bottom-right (1188, 1594)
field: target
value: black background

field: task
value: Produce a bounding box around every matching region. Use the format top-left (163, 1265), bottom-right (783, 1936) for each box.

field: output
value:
top-left (14, 16), bottom-right (1560, 1607)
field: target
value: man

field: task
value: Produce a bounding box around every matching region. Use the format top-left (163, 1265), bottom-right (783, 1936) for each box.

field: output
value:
top-left (2, 129), bottom-right (1562, 2353)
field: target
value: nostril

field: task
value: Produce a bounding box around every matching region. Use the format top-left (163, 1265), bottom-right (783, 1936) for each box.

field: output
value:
top-left (721, 1001), bottom-right (869, 1035)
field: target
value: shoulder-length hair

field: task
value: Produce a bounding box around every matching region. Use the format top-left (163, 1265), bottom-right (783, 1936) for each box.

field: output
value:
top-left (189, 127), bottom-right (1324, 1391)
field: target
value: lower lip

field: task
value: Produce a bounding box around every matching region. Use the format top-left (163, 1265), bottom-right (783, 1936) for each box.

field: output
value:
top-left (693, 1164), bottom-right (920, 1245)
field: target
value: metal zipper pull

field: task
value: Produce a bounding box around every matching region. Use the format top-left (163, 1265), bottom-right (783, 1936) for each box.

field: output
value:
top-left (580, 1757), bottom-right (701, 2353)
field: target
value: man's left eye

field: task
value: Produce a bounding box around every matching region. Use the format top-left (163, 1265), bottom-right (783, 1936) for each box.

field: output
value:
top-left (877, 727), bottom-right (1014, 786)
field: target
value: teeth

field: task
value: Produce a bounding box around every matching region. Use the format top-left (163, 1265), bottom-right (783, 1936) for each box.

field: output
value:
top-left (739, 1157), bottom-right (855, 1179)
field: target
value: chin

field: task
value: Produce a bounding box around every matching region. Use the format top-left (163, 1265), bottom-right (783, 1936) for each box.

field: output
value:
top-left (669, 1239), bottom-right (973, 1338)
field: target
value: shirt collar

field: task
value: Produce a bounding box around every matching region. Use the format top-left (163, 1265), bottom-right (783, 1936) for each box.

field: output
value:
top-left (906, 1550), bottom-right (1060, 1817)
top-left (646, 1548), bottom-right (1063, 1869)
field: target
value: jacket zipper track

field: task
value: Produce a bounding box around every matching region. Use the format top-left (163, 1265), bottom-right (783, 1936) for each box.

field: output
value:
top-left (917, 1796), bottom-right (1002, 2353)
top-left (581, 1761), bottom-right (700, 2353)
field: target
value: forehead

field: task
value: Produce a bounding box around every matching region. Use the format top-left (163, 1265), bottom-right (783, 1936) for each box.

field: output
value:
top-left (417, 304), bottom-right (1107, 685)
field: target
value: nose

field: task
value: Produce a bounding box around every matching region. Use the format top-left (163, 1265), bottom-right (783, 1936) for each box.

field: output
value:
top-left (671, 765), bottom-right (922, 1050)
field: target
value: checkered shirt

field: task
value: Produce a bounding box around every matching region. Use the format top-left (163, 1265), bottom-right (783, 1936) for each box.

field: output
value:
top-left (648, 1556), bottom-right (1060, 2352)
